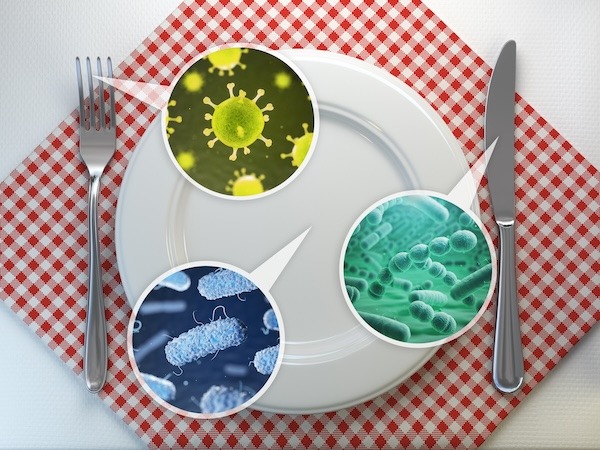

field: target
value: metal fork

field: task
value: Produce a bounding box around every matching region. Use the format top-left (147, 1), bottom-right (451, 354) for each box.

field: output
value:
top-left (76, 57), bottom-right (116, 393)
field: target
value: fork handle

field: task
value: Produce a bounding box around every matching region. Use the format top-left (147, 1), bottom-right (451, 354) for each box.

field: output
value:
top-left (84, 173), bottom-right (107, 393)
top-left (492, 221), bottom-right (524, 393)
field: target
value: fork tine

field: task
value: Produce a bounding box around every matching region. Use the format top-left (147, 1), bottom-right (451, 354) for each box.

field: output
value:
top-left (86, 57), bottom-right (96, 130)
top-left (76, 57), bottom-right (86, 129)
top-left (107, 57), bottom-right (116, 130)
top-left (96, 58), bottom-right (106, 129)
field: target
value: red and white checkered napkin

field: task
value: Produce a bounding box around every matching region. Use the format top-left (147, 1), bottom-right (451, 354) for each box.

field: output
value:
top-left (1, 0), bottom-right (599, 448)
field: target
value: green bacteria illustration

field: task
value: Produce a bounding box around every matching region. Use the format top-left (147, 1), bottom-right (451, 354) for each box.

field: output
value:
top-left (165, 45), bottom-right (317, 197)
top-left (203, 82), bottom-right (273, 161)
top-left (342, 192), bottom-right (494, 345)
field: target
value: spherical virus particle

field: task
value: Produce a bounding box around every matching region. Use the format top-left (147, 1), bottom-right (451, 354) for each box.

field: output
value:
top-left (203, 82), bottom-right (274, 161)
top-left (273, 71), bottom-right (292, 89)
top-left (165, 100), bottom-right (182, 138)
top-left (181, 71), bottom-right (205, 92)
top-left (225, 168), bottom-right (266, 196)
top-left (280, 122), bottom-right (313, 168)
top-left (176, 151), bottom-right (196, 171)
top-left (206, 48), bottom-right (248, 76)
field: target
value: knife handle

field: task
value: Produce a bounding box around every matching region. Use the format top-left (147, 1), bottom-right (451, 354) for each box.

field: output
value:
top-left (492, 221), bottom-right (524, 393)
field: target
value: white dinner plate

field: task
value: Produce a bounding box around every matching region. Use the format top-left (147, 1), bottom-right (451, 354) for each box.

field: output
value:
top-left (116, 50), bottom-right (470, 414)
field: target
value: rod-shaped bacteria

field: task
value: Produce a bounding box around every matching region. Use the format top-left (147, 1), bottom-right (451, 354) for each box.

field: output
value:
top-left (155, 271), bottom-right (191, 292)
top-left (346, 285), bottom-right (361, 303)
top-left (431, 311), bottom-right (457, 334)
top-left (408, 289), bottom-right (449, 308)
top-left (368, 280), bottom-right (386, 299)
top-left (142, 373), bottom-right (176, 401)
top-left (344, 276), bottom-right (368, 293)
top-left (428, 261), bottom-right (447, 278)
top-left (358, 311), bottom-right (411, 342)
top-left (405, 195), bottom-right (450, 222)
top-left (199, 385), bottom-right (252, 414)
top-left (450, 263), bottom-right (493, 300)
top-left (252, 343), bottom-right (280, 375)
top-left (164, 317), bottom-right (247, 366)
top-left (197, 268), bottom-right (257, 300)
top-left (262, 308), bottom-right (279, 332)
top-left (409, 300), bottom-right (435, 323)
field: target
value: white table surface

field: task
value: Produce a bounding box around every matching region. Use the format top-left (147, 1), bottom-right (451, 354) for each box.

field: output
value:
top-left (1, 1), bottom-right (598, 448)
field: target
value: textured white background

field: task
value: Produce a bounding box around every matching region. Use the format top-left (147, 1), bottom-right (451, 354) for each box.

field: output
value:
top-left (0, 1), bottom-right (598, 448)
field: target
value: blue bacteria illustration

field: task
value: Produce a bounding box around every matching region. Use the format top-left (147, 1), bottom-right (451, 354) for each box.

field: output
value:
top-left (131, 264), bottom-right (282, 416)
top-left (199, 385), bottom-right (253, 414)
top-left (261, 308), bottom-right (279, 333)
top-left (252, 343), bottom-right (280, 375)
top-left (164, 310), bottom-right (248, 367)
top-left (197, 268), bottom-right (258, 300)
top-left (155, 271), bottom-right (192, 292)
top-left (343, 193), bottom-right (493, 344)
top-left (142, 373), bottom-right (176, 401)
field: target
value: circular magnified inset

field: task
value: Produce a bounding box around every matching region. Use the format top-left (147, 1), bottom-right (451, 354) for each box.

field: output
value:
top-left (340, 191), bottom-right (497, 347)
top-left (163, 44), bottom-right (319, 199)
top-left (127, 262), bottom-right (284, 418)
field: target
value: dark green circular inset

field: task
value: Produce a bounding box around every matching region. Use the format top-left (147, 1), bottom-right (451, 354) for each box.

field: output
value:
top-left (164, 45), bottom-right (317, 199)
top-left (341, 191), bottom-right (496, 347)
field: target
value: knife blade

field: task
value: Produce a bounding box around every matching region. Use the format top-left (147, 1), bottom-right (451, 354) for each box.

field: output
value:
top-left (485, 40), bottom-right (524, 393)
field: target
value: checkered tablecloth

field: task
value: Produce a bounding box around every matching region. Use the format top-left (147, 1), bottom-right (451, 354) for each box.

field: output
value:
top-left (1, 0), bottom-right (598, 448)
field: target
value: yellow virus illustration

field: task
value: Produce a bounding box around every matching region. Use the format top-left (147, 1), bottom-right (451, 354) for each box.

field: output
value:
top-left (226, 168), bottom-right (266, 196)
top-left (273, 71), bottom-right (292, 90)
top-left (206, 48), bottom-right (248, 76)
top-left (165, 100), bottom-right (182, 138)
top-left (203, 82), bottom-right (274, 161)
top-left (176, 150), bottom-right (196, 170)
top-left (280, 122), bottom-right (313, 167)
top-left (181, 71), bottom-right (205, 92)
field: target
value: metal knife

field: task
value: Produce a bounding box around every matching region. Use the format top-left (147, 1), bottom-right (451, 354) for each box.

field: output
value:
top-left (485, 40), bottom-right (524, 393)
